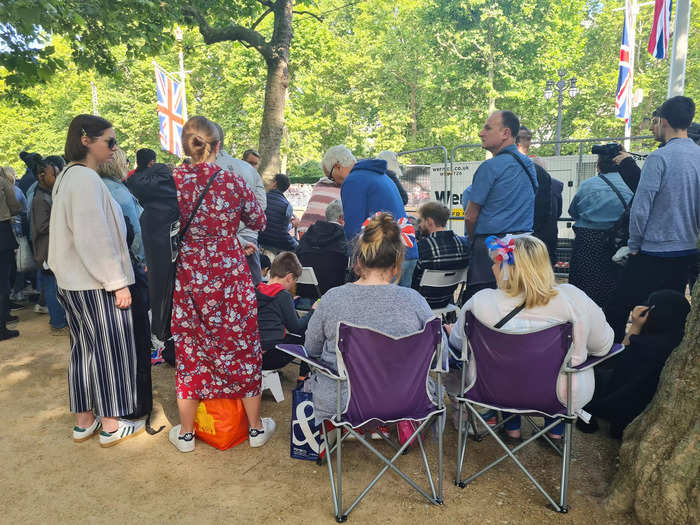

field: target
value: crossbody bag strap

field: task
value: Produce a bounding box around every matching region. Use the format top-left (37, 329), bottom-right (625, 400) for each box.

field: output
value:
top-left (53, 162), bottom-right (87, 194)
top-left (599, 174), bottom-right (632, 212)
top-left (499, 150), bottom-right (537, 195)
top-left (494, 302), bottom-right (526, 329)
top-left (179, 169), bottom-right (222, 244)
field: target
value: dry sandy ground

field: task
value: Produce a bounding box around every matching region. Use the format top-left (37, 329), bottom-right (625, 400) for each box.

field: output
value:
top-left (1, 309), bottom-right (638, 524)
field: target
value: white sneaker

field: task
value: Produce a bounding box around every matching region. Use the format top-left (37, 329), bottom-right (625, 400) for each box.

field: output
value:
top-left (34, 304), bottom-right (49, 314)
top-left (249, 417), bottom-right (276, 448)
top-left (169, 424), bottom-right (195, 453)
top-left (99, 419), bottom-right (145, 448)
top-left (73, 418), bottom-right (101, 442)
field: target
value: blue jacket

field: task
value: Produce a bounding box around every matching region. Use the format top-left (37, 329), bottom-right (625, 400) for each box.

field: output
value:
top-left (341, 159), bottom-right (417, 260)
top-left (259, 189), bottom-right (298, 251)
top-left (102, 178), bottom-right (146, 265)
top-left (569, 172), bottom-right (632, 231)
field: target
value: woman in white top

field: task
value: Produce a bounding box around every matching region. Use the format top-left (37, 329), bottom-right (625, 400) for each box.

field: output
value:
top-left (49, 114), bottom-right (143, 447)
top-left (448, 235), bottom-right (613, 441)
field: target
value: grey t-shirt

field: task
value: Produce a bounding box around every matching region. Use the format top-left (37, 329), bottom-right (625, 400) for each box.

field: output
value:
top-left (305, 283), bottom-right (436, 422)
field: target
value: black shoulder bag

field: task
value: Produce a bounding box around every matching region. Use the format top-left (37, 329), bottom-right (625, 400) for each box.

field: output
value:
top-left (598, 174), bottom-right (632, 252)
top-left (154, 169), bottom-right (222, 341)
top-left (494, 302), bottom-right (526, 329)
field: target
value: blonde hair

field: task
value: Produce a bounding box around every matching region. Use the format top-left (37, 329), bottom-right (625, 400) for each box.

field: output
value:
top-left (0, 166), bottom-right (17, 183)
top-left (97, 148), bottom-right (128, 181)
top-left (181, 116), bottom-right (219, 163)
top-left (354, 212), bottom-right (404, 279)
top-left (491, 235), bottom-right (558, 308)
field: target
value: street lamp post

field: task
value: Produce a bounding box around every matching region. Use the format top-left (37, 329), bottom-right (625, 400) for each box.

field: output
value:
top-left (544, 68), bottom-right (578, 155)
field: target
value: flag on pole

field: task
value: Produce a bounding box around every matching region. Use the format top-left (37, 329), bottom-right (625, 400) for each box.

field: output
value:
top-left (615, 6), bottom-right (632, 122)
top-left (154, 62), bottom-right (186, 157)
top-left (647, 0), bottom-right (673, 59)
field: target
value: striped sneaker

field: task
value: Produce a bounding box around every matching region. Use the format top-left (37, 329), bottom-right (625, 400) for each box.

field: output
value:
top-left (73, 418), bottom-right (102, 442)
top-left (99, 419), bottom-right (145, 448)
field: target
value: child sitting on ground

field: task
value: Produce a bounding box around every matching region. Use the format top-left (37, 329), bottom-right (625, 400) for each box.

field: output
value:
top-left (256, 252), bottom-right (315, 388)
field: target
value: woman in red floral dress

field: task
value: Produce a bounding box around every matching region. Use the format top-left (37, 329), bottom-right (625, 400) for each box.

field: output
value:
top-left (168, 116), bottom-right (274, 452)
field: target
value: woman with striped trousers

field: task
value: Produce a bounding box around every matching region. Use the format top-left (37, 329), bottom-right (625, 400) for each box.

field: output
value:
top-left (49, 114), bottom-right (144, 447)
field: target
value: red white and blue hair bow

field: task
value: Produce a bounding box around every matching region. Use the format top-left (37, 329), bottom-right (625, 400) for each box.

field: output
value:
top-left (486, 234), bottom-right (516, 279)
top-left (361, 212), bottom-right (415, 248)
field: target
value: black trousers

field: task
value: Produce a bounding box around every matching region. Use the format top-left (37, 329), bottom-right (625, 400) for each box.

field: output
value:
top-left (0, 250), bottom-right (13, 327)
top-left (605, 253), bottom-right (695, 342)
top-left (262, 333), bottom-right (310, 377)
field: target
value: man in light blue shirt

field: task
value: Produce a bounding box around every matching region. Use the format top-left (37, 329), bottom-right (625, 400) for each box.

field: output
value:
top-left (606, 96), bottom-right (700, 341)
top-left (461, 110), bottom-right (537, 299)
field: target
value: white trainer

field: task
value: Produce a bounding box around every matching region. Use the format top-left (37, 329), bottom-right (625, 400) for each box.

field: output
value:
top-left (169, 424), bottom-right (195, 453)
top-left (73, 418), bottom-right (101, 442)
top-left (249, 417), bottom-right (276, 448)
top-left (34, 304), bottom-right (49, 314)
top-left (99, 419), bottom-right (145, 448)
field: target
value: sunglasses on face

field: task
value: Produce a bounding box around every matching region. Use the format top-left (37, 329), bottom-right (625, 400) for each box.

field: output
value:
top-left (328, 164), bottom-right (336, 181)
top-left (100, 137), bottom-right (118, 149)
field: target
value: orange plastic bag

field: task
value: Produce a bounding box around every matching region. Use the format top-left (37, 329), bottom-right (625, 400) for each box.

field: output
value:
top-left (194, 398), bottom-right (248, 450)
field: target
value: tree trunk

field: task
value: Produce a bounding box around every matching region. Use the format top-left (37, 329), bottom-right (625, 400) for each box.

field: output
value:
top-left (605, 280), bottom-right (700, 525)
top-left (257, 0), bottom-right (292, 183)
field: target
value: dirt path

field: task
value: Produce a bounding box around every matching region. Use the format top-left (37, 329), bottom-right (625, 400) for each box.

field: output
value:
top-left (0, 309), bottom-right (637, 524)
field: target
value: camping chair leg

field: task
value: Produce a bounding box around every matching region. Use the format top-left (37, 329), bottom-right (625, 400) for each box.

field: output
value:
top-left (461, 403), bottom-right (563, 511)
top-left (335, 382), bottom-right (345, 522)
top-left (437, 373), bottom-right (444, 502)
top-left (322, 423), bottom-right (341, 519)
top-left (559, 420), bottom-right (572, 513)
top-left (416, 421), bottom-right (437, 500)
top-left (455, 359), bottom-right (467, 485)
top-left (524, 415), bottom-right (563, 456)
top-left (342, 420), bottom-right (437, 517)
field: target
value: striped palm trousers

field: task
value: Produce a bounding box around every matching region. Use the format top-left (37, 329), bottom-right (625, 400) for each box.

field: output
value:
top-left (58, 288), bottom-right (137, 417)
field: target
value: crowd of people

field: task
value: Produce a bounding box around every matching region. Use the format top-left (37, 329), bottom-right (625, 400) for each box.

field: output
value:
top-left (0, 95), bottom-right (697, 455)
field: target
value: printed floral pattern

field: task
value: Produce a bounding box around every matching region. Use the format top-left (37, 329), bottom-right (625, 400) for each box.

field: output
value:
top-left (172, 162), bottom-right (266, 399)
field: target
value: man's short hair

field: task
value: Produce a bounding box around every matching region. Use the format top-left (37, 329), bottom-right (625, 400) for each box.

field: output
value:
top-left (274, 173), bottom-right (291, 192)
top-left (516, 125), bottom-right (532, 144)
top-left (597, 154), bottom-right (618, 174)
top-left (659, 96), bottom-right (695, 130)
top-left (500, 111), bottom-right (520, 138)
top-left (321, 145), bottom-right (356, 176)
top-left (242, 149), bottom-right (260, 161)
top-left (325, 199), bottom-right (343, 222)
top-left (270, 251), bottom-right (302, 279)
top-left (136, 148), bottom-right (156, 169)
top-left (419, 201), bottom-right (450, 227)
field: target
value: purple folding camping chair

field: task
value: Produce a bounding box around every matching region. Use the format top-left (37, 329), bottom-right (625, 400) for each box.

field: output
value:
top-left (278, 318), bottom-right (446, 522)
top-left (454, 312), bottom-right (625, 513)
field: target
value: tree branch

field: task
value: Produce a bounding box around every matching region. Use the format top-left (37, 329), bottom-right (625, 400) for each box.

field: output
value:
top-left (250, 8), bottom-right (274, 31)
top-left (293, 10), bottom-right (324, 22)
top-left (436, 32), bottom-right (469, 61)
top-left (183, 5), bottom-right (273, 61)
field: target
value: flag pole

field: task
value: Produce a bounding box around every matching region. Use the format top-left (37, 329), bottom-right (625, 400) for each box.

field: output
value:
top-left (174, 26), bottom-right (188, 121)
top-left (625, 0), bottom-right (638, 151)
top-left (668, 0), bottom-right (691, 96)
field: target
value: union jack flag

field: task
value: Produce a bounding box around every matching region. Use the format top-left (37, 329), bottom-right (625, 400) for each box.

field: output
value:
top-left (615, 7), bottom-right (632, 121)
top-left (154, 63), bottom-right (186, 157)
top-left (648, 0), bottom-right (673, 59)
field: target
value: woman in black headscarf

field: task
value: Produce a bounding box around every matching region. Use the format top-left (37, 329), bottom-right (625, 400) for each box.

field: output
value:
top-left (579, 289), bottom-right (691, 438)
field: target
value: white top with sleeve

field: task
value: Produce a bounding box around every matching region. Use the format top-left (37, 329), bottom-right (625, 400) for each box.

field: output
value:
top-left (449, 284), bottom-right (613, 411)
top-left (48, 164), bottom-right (135, 291)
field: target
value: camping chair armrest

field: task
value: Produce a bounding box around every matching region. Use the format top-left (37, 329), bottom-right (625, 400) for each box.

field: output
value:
top-left (564, 343), bottom-right (625, 373)
top-left (430, 340), bottom-right (450, 373)
top-left (276, 344), bottom-right (343, 379)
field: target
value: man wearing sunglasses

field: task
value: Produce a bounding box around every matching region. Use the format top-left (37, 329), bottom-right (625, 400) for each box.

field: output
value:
top-left (321, 145), bottom-right (418, 286)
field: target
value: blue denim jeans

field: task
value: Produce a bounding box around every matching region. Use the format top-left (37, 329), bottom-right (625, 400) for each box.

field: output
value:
top-left (397, 258), bottom-right (417, 288)
top-left (484, 409), bottom-right (565, 436)
top-left (42, 272), bottom-right (67, 329)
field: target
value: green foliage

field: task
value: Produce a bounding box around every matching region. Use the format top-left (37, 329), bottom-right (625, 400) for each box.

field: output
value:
top-left (1, 0), bottom-right (698, 173)
top-left (288, 160), bottom-right (324, 184)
